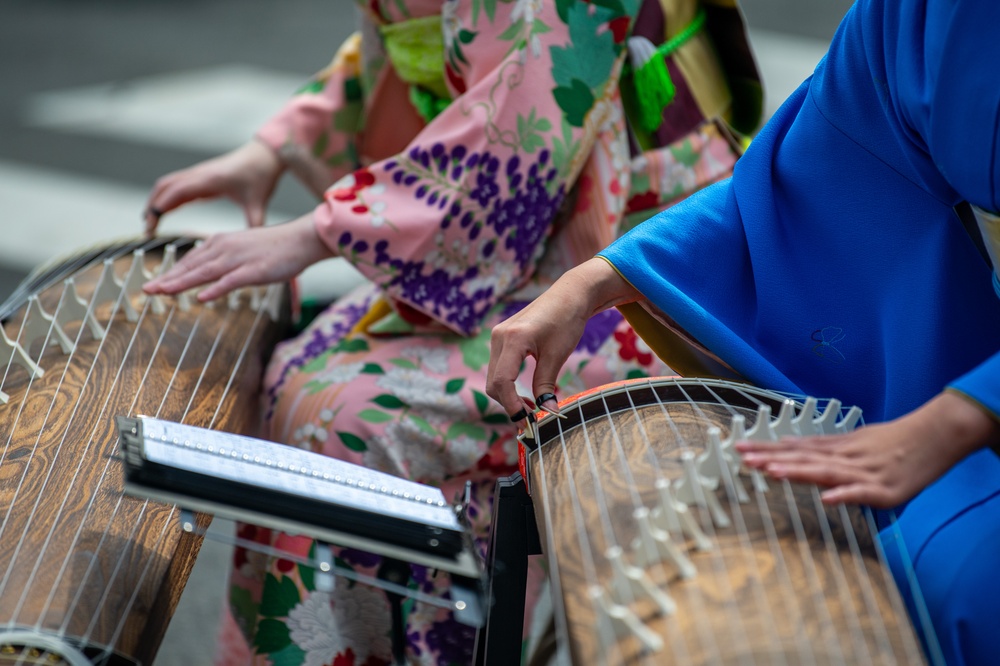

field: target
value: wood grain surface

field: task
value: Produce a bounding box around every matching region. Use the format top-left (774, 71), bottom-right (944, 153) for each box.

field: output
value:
top-left (529, 380), bottom-right (925, 666)
top-left (0, 241), bottom-right (288, 664)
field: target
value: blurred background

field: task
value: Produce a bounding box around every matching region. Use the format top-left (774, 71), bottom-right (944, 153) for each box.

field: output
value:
top-left (0, 0), bottom-right (851, 662)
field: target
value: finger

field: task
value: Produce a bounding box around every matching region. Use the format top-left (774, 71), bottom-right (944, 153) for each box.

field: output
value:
top-left (516, 395), bottom-right (542, 440)
top-left (194, 265), bottom-right (259, 301)
top-left (739, 444), bottom-right (830, 469)
top-left (763, 460), bottom-right (870, 490)
top-left (143, 206), bottom-right (163, 236)
top-left (144, 177), bottom-right (172, 219)
top-left (244, 202), bottom-right (267, 228)
top-left (530, 350), bottom-right (564, 413)
top-left (735, 438), bottom-right (801, 456)
top-left (147, 254), bottom-right (231, 296)
top-left (534, 392), bottom-right (565, 419)
top-left (143, 242), bottom-right (215, 293)
top-left (148, 178), bottom-right (219, 223)
top-left (735, 432), bottom-right (850, 454)
top-left (820, 483), bottom-right (896, 509)
top-left (486, 336), bottom-right (532, 420)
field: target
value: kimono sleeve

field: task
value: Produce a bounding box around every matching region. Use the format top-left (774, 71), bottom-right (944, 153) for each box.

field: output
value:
top-left (310, 0), bottom-right (638, 336)
top-left (255, 32), bottom-right (367, 195)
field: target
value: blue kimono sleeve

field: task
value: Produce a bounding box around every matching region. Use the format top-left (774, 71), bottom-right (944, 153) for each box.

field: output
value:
top-left (949, 354), bottom-right (1000, 422)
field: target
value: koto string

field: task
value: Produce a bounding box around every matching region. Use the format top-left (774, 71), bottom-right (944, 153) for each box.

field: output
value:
top-left (690, 388), bottom-right (796, 666)
top-left (683, 380), bottom-right (824, 665)
top-left (598, 390), bottom-right (694, 666)
top-left (0, 283), bottom-right (70, 666)
top-left (550, 413), bottom-right (626, 664)
top-left (530, 427), bottom-right (574, 666)
top-left (832, 502), bottom-right (899, 661)
top-left (661, 378), bottom-right (815, 664)
top-left (97, 285), bottom-right (278, 656)
top-left (0, 236), bottom-right (167, 616)
top-left (98, 292), bottom-right (262, 645)
top-left (697, 378), bottom-right (899, 664)
top-left (875, 512), bottom-right (945, 665)
top-left (694, 380), bottom-right (855, 664)
top-left (41, 302), bottom-right (186, 635)
top-left (52, 297), bottom-right (201, 639)
top-left (595, 389), bottom-right (702, 666)
top-left (208, 287), bottom-right (272, 429)
top-left (807, 487), bottom-right (874, 663)
top-left (778, 476), bottom-right (848, 665)
top-left (629, 381), bottom-right (786, 665)
top-left (0, 236), bottom-right (256, 661)
top-left (697, 380), bottom-right (875, 662)
top-left (0, 226), bottom-right (126, 469)
top-left (0, 290), bottom-right (63, 476)
top-left (179, 300), bottom-right (234, 420)
top-left (0, 254), bottom-right (136, 611)
top-left (575, 392), bottom-right (682, 666)
top-left (11, 288), bottom-right (160, 629)
top-left (55, 301), bottom-right (208, 642)
top-left (85, 298), bottom-right (238, 652)
top-left (642, 384), bottom-right (757, 665)
top-left (617, 385), bottom-right (714, 666)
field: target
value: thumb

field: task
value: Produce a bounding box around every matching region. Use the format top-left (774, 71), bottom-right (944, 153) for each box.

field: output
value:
top-left (244, 202), bottom-right (267, 228)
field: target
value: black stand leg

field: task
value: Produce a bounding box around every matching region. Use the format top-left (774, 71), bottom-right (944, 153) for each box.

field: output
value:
top-left (378, 557), bottom-right (411, 666)
top-left (474, 472), bottom-right (542, 666)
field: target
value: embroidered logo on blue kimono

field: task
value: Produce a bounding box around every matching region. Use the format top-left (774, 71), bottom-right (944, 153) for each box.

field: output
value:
top-left (812, 326), bottom-right (845, 363)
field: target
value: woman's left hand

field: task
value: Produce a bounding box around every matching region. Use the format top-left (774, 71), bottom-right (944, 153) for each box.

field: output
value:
top-left (143, 215), bottom-right (334, 302)
top-left (736, 391), bottom-right (1000, 508)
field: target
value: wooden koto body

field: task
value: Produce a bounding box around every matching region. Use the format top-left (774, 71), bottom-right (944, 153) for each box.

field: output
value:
top-left (0, 239), bottom-right (288, 665)
top-left (524, 378), bottom-right (927, 665)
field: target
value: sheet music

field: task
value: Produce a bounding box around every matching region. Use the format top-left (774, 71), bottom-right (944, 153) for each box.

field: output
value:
top-left (136, 417), bottom-right (461, 532)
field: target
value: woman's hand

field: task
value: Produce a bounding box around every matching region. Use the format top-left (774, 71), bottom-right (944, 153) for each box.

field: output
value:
top-left (736, 391), bottom-right (1000, 508)
top-left (143, 215), bottom-right (334, 301)
top-left (486, 257), bottom-right (641, 421)
top-left (144, 140), bottom-right (284, 235)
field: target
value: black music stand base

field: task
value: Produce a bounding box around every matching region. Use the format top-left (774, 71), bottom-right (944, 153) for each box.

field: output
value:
top-left (474, 473), bottom-right (542, 666)
top-left (377, 557), bottom-right (411, 666)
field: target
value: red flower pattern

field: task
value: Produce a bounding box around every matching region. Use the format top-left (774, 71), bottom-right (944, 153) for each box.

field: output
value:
top-left (327, 167), bottom-right (376, 206)
top-left (626, 190), bottom-right (659, 214)
top-left (614, 326), bottom-right (653, 366)
top-left (233, 524), bottom-right (272, 569)
top-left (476, 435), bottom-right (518, 473)
top-left (331, 649), bottom-right (355, 666)
top-left (445, 62), bottom-right (467, 95)
top-left (608, 16), bottom-right (630, 44)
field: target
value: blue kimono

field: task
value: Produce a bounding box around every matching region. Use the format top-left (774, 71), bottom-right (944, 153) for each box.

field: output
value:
top-left (601, 0), bottom-right (1000, 663)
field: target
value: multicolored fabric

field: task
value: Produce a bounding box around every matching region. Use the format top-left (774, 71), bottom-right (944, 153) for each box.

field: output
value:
top-left (217, 0), bottom-right (757, 664)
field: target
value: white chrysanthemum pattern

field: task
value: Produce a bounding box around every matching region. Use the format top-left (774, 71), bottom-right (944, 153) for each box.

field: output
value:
top-left (287, 589), bottom-right (392, 665)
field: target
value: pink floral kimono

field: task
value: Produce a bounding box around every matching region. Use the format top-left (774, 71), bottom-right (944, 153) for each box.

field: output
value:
top-left (215, 0), bottom-right (757, 664)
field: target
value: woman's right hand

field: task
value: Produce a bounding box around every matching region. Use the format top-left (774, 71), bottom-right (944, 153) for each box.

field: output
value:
top-left (142, 214), bottom-right (333, 302)
top-left (143, 140), bottom-right (285, 235)
top-left (486, 257), bottom-right (642, 422)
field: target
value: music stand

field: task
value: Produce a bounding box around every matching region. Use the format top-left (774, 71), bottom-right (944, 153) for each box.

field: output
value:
top-left (116, 415), bottom-right (487, 666)
top-left (473, 472), bottom-right (542, 666)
